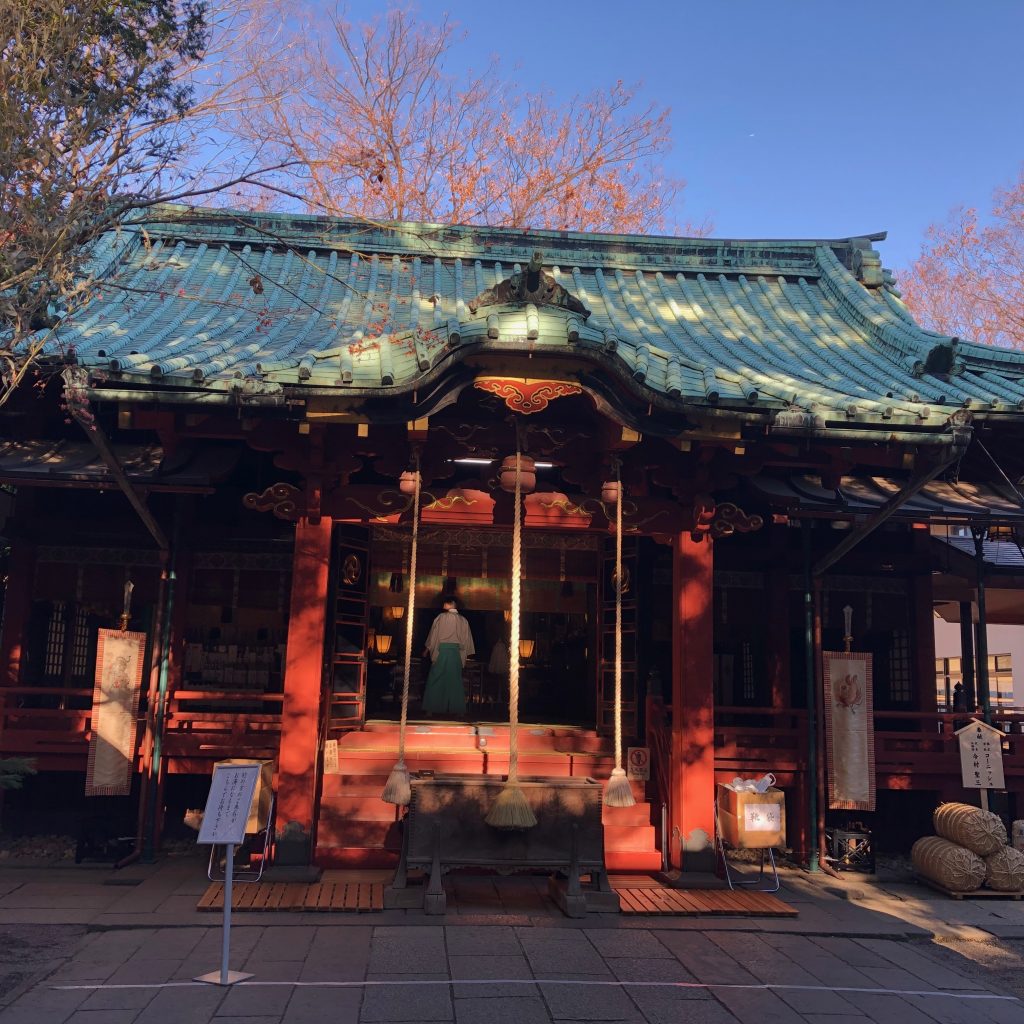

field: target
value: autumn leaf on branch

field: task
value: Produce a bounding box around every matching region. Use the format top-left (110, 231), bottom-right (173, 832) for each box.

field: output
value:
top-left (228, 3), bottom-right (702, 236)
top-left (900, 167), bottom-right (1024, 349)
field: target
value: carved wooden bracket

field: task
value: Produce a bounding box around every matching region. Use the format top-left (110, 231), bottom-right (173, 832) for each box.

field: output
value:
top-left (689, 496), bottom-right (763, 542)
top-left (474, 377), bottom-right (583, 414)
top-left (243, 483), bottom-right (305, 521)
top-left (710, 502), bottom-right (764, 539)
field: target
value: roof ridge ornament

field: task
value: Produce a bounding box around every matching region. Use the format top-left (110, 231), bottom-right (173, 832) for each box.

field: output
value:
top-left (467, 250), bottom-right (591, 319)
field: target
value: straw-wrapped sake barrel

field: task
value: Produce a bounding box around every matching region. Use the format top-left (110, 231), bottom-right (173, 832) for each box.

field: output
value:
top-left (912, 836), bottom-right (986, 892)
top-left (984, 846), bottom-right (1024, 892)
top-left (933, 802), bottom-right (1007, 857)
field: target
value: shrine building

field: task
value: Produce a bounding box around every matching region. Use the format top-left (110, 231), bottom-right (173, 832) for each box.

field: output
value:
top-left (1, 206), bottom-right (1023, 872)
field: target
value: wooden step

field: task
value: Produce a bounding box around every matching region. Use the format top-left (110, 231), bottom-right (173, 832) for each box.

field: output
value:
top-left (606, 849), bottom-right (663, 872)
top-left (602, 802), bottom-right (653, 826)
top-left (315, 817), bottom-right (403, 850)
top-left (320, 793), bottom-right (403, 821)
top-left (315, 846), bottom-right (399, 869)
top-left (342, 726), bottom-right (584, 753)
top-left (603, 824), bottom-right (657, 851)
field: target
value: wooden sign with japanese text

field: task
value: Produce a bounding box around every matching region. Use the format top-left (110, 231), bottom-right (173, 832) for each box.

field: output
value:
top-left (956, 719), bottom-right (1005, 790)
top-left (197, 764), bottom-right (261, 846)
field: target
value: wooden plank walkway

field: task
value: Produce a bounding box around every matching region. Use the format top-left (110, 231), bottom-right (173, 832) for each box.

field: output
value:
top-left (612, 877), bottom-right (797, 918)
top-left (198, 872), bottom-right (385, 913)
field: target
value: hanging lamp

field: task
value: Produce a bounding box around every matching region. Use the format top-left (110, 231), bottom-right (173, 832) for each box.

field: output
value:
top-left (485, 450), bottom-right (537, 830)
top-left (381, 458), bottom-right (422, 807)
top-left (604, 461), bottom-right (635, 808)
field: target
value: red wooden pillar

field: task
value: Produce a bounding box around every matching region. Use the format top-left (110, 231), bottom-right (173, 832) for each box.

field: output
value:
top-left (277, 516), bottom-right (332, 862)
top-left (0, 539), bottom-right (35, 688)
top-left (912, 529), bottom-right (937, 713)
top-left (670, 532), bottom-right (715, 871)
top-left (766, 568), bottom-right (790, 710)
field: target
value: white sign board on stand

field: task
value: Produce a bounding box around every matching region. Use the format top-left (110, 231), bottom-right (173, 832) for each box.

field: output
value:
top-left (197, 764), bottom-right (261, 846)
top-left (195, 763), bottom-right (261, 987)
top-left (956, 719), bottom-right (1005, 791)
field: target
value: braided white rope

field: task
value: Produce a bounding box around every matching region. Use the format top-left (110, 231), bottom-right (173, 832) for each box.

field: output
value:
top-left (398, 465), bottom-right (421, 763)
top-left (508, 451), bottom-right (522, 784)
top-left (615, 463), bottom-right (623, 771)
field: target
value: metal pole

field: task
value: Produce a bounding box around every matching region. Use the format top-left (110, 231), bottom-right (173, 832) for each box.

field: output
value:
top-left (143, 511), bottom-right (179, 861)
top-left (959, 602), bottom-right (976, 711)
top-left (661, 803), bottom-right (668, 874)
top-left (803, 522), bottom-right (819, 872)
top-left (221, 844), bottom-right (233, 985)
top-left (973, 530), bottom-right (992, 722)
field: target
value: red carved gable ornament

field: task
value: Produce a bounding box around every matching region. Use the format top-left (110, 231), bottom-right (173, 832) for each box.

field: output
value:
top-left (474, 377), bottom-right (582, 414)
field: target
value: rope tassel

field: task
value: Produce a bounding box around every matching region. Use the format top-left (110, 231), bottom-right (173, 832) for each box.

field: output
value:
top-left (382, 461), bottom-right (421, 807)
top-left (605, 461), bottom-right (636, 809)
top-left (486, 449), bottom-right (537, 831)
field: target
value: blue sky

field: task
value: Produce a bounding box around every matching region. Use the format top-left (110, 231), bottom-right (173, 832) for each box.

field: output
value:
top-left (334, 0), bottom-right (1023, 272)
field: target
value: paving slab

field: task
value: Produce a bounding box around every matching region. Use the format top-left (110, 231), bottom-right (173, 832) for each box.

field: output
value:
top-left (448, 953), bottom-right (533, 998)
top-left (282, 987), bottom-right (362, 1024)
top-left (369, 928), bottom-right (448, 975)
top-left (359, 982), bottom-right (453, 1022)
top-left (516, 930), bottom-right (608, 975)
top-left (444, 927), bottom-right (522, 957)
top-left (626, 991), bottom-right (740, 1024)
top-left (454, 996), bottom-right (551, 1024)
top-left (536, 980), bottom-right (643, 1022)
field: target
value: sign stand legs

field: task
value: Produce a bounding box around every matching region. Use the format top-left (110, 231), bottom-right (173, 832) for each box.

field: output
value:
top-left (980, 789), bottom-right (990, 813)
top-left (195, 844), bottom-right (253, 986)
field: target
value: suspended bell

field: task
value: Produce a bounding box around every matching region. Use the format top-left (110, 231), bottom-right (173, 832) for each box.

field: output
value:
top-left (399, 469), bottom-right (420, 495)
top-left (500, 455), bottom-right (536, 494)
top-left (601, 479), bottom-right (620, 505)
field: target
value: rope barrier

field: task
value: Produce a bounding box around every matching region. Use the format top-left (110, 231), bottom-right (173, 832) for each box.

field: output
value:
top-left (382, 459), bottom-right (421, 806)
top-left (485, 449), bottom-right (536, 829)
top-left (605, 460), bottom-right (635, 807)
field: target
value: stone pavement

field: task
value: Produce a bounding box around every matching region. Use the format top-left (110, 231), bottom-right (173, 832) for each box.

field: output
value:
top-left (0, 857), bottom-right (1022, 1024)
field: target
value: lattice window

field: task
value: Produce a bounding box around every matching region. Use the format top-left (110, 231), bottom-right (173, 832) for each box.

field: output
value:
top-left (43, 602), bottom-right (67, 679)
top-left (742, 642), bottom-right (756, 702)
top-left (888, 629), bottom-right (912, 704)
top-left (70, 606), bottom-right (90, 680)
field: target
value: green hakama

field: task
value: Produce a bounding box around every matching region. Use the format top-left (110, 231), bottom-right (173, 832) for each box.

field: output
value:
top-left (423, 642), bottom-right (466, 715)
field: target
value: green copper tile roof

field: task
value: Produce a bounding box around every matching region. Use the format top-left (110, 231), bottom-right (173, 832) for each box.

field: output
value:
top-left (49, 207), bottom-right (1024, 427)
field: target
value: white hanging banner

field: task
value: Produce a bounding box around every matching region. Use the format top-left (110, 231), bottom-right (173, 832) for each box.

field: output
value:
top-left (85, 628), bottom-right (147, 796)
top-left (822, 650), bottom-right (876, 811)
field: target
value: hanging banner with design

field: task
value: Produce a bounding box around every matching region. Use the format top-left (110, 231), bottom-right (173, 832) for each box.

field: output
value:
top-left (85, 629), bottom-right (147, 796)
top-left (822, 650), bottom-right (876, 811)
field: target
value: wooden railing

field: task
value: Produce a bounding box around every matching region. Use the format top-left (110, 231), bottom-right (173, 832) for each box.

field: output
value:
top-left (0, 686), bottom-right (285, 769)
top-left (642, 702), bottom-right (1024, 793)
top-left (163, 690), bottom-right (283, 765)
top-left (0, 687), bottom-right (92, 760)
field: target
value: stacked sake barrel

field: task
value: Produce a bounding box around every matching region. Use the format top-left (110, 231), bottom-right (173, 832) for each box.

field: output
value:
top-left (912, 802), bottom-right (1024, 893)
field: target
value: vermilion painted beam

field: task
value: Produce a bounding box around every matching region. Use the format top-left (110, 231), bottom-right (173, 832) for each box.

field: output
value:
top-left (670, 532), bottom-right (715, 871)
top-left (767, 568), bottom-right (791, 710)
top-left (277, 516), bottom-right (333, 856)
top-left (912, 530), bottom-right (938, 713)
